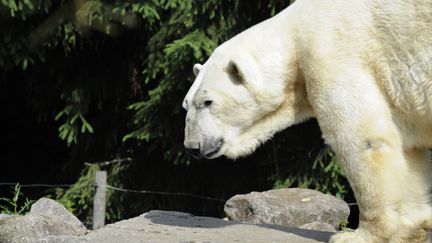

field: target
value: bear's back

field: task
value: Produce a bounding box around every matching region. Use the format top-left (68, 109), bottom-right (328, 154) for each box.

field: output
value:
top-left (368, 0), bottom-right (432, 118)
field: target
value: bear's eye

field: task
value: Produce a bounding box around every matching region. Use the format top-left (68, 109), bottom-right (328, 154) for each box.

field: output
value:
top-left (204, 100), bottom-right (213, 107)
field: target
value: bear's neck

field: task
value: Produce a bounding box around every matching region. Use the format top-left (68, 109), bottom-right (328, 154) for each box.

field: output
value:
top-left (224, 7), bottom-right (315, 159)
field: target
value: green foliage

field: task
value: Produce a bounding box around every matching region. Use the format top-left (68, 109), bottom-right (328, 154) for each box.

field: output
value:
top-left (1, 0), bottom-right (39, 18)
top-left (54, 161), bottom-right (131, 225)
top-left (55, 90), bottom-right (94, 145)
top-left (274, 147), bottom-right (348, 198)
top-left (0, 184), bottom-right (33, 215)
top-left (55, 163), bottom-right (99, 225)
top-left (103, 161), bottom-right (131, 222)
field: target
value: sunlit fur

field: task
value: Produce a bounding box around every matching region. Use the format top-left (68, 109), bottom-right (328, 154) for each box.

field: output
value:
top-left (183, 14), bottom-right (313, 159)
top-left (183, 0), bottom-right (432, 242)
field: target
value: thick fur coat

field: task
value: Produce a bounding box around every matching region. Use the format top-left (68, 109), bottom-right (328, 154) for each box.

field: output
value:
top-left (183, 0), bottom-right (432, 242)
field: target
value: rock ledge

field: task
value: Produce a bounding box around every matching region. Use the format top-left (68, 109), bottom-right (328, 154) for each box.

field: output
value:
top-left (0, 193), bottom-right (338, 242)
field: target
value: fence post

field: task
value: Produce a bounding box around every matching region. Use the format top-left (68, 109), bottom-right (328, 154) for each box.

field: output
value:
top-left (93, 170), bottom-right (107, 230)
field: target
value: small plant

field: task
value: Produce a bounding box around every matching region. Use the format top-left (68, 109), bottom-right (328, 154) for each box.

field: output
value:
top-left (0, 183), bottom-right (33, 215)
top-left (338, 220), bottom-right (350, 231)
top-left (55, 163), bottom-right (99, 219)
top-left (273, 147), bottom-right (349, 199)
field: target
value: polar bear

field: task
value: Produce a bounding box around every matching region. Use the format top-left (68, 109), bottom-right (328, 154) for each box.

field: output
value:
top-left (182, 0), bottom-right (432, 242)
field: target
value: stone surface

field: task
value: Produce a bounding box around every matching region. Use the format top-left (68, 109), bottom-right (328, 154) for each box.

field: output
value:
top-left (0, 198), bottom-right (87, 243)
top-left (0, 214), bottom-right (16, 221)
top-left (0, 196), bottom-right (340, 242)
top-left (44, 210), bottom-right (333, 243)
top-left (224, 188), bottom-right (350, 229)
top-left (300, 222), bottom-right (337, 232)
top-left (30, 198), bottom-right (87, 235)
top-left (37, 235), bottom-right (83, 243)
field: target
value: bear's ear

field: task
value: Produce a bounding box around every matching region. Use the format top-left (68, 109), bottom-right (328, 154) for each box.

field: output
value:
top-left (227, 60), bottom-right (244, 83)
top-left (193, 64), bottom-right (203, 76)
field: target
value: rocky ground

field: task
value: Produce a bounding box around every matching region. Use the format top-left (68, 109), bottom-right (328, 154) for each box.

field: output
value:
top-left (0, 188), bottom-right (350, 242)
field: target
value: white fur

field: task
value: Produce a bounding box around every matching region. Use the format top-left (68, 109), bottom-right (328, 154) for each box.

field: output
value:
top-left (183, 0), bottom-right (432, 242)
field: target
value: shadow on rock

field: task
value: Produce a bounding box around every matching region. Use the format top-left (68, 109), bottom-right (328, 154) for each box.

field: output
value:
top-left (144, 210), bottom-right (333, 242)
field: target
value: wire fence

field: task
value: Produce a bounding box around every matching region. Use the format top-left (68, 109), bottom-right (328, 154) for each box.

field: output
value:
top-left (0, 183), bottom-right (74, 188)
top-left (105, 185), bottom-right (225, 202)
top-left (0, 182), bottom-right (357, 205)
top-left (0, 178), bottom-right (358, 229)
top-left (0, 182), bottom-right (226, 202)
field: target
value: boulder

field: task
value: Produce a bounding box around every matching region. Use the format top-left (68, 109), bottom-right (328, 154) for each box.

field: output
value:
top-left (30, 198), bottom-right (87, 235)
top-left (0, 198), bottom-right (87, 243)
top-left (224, 188), bottom-right (349, 229)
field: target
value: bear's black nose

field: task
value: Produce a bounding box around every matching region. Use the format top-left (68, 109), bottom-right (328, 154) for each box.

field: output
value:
top-left (185, 147), bottom-right (202, 159)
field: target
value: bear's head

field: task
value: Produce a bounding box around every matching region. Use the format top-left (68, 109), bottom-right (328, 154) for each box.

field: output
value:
top-left (182, 38), bottom-right (312, 160)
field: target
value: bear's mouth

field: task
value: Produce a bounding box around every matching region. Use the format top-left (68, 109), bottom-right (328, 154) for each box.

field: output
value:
top-left (203, 138), bottom-right (224, 159)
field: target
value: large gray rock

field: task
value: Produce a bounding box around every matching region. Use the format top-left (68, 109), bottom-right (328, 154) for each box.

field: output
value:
top-left (0, 198), bottom-right (87, 243)
top-left (43, 210), bottom-right (333, 243)
top-left (30, 198), bottom-right (87, 234)
top-left (224, 188), bottom-right (350, 229)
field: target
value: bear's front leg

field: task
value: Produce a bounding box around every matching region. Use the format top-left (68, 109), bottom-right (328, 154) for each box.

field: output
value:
top-left (328, 145), bottom-right (432, 243)
top-left (307, 71), bottom-right (432, 243)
